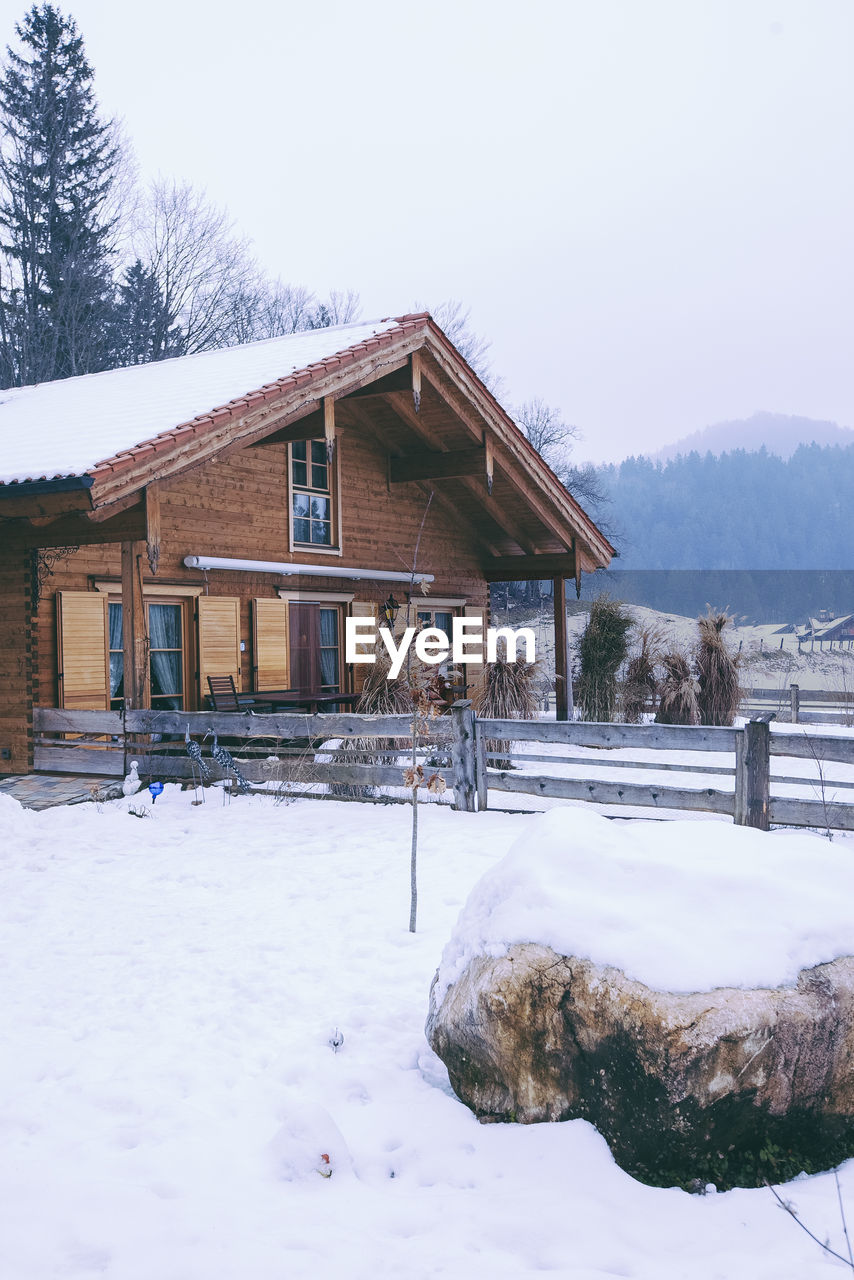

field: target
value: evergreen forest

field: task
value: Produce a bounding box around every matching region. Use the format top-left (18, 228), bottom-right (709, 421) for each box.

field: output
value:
top-left (590, 444), bottom-right (854, 571)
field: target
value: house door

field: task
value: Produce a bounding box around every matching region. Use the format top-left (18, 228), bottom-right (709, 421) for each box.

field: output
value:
top-left (288, 604), bottom-right (341, 695)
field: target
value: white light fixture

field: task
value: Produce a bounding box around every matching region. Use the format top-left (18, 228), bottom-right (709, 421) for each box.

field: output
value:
top-left (183, 555), bottom-right (433, 585)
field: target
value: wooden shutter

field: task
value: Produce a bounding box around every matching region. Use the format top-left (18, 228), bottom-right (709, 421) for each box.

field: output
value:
top-left (253, 599), bottom-right (289, 690)
top-left (197, 597), bottom-right (241, 696)
top-left (463, 603), bottom-right (489, 706)
top-left (56, 591), bottom-right (109, 709)
top-left (350, 601), bottom-right (379, 694)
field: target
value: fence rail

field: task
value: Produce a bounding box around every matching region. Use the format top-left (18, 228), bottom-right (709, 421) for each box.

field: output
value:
top-left (474, 713), bottom-right (854, 831)
top-left (740, 684), bottom-right (854, 726)
top-left (32, 706), bottom-right (461, 805)
top-left (30, 705), bottom-right (854, 832)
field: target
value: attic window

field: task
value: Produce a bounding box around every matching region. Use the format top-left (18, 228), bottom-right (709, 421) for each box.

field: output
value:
top-left (290, 440), bottom-right (335, 549)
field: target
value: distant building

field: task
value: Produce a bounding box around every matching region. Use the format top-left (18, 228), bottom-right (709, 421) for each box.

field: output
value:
top-left (799, 614), bottom-right (854, 648)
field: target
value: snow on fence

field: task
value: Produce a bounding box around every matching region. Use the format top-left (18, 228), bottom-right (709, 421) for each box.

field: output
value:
top-left (32, 705), bottom-right (854, 831)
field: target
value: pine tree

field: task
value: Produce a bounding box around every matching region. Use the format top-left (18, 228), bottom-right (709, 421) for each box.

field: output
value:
top-left (109, 259), bottom-right (183, 367)
top-left (0, 4), bottom-right (118, 385)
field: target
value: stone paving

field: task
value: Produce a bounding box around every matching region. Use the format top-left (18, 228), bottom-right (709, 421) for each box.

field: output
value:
top-left (0, 773), bottom-right (123, 811)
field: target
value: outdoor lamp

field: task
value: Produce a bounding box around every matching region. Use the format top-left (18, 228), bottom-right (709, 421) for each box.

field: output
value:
top-left (382, 593), bottom-right (400, 627)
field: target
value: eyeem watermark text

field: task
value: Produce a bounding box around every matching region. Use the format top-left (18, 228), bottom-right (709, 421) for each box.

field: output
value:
top-left (345, 618), bottom-right (536, 679)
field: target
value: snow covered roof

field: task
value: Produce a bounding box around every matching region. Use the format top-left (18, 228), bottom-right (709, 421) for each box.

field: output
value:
top-left (0, 318), bottom-right (406, 486)
top-left (809, 613), bottom-right (854, 638)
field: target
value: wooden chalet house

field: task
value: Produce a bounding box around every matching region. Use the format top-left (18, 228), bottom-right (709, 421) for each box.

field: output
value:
top-left (0, 314), bottom-right (613, 776)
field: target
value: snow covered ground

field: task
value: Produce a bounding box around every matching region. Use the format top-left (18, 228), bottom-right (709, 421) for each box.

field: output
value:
top-left (2, 788), bottom-right (853, 1279)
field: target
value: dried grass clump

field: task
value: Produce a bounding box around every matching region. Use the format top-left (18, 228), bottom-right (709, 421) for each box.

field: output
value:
top-left (329, 651), bottom-right (411, 798)
top-left (696, 609), bottom-right (741, 727)
top-left (355, 650), bottom-right (411, 715)
top-left (475, 651), bottom-right (539, 721)
top-left (655, 651), bottom-right (700, 725)
top-left (475, 645), bottom-right (539, 770)
top-left (575, 595), bottom-right (633, 722)
top-left (622, 625), bottom-right (663, 723)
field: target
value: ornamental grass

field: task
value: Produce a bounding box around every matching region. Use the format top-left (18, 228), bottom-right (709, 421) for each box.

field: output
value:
top-left (575, 595), bottom-right (633, 723)
top-left (696, 610), bottom-right (742, 727)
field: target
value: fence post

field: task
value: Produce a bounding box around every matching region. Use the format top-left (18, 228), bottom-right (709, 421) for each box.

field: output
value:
top-left (449, 700), bottom-right (477, 812)
top-left (743, 715), bottom-right (773, 831)
top-left (733, 730), bottom-right (746, 825)
top-left (475, 721), bottom-right (488, 811)
top-left (789, 683), bottom-right (800, 724)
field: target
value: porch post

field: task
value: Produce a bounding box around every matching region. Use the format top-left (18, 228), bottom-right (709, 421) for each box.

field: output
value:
top-left (0, 542), bottom-right (35, 774)
top-left (553, 575), bottom-right (569, 721)
top-left (121, 541), bottom-right (148, 711)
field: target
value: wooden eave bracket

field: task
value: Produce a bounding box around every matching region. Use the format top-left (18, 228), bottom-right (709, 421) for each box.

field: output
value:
top-left (146, 481), bottom-right (161, 576)
top-left (411, 350), bottom-right (422, 413)
top-left (323, 396), bottom-right (336, 462)
top-left (418, 343), bottom-right (613, 562)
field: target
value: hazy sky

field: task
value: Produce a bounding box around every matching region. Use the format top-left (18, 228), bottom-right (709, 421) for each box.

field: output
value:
top-left (1, 0), bottom-right (851, 463)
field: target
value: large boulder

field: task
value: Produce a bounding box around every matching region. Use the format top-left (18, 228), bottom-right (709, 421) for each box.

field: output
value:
top-left (427, 945), bottom-right (854, 1189)
top-left (425, 809), bottom-right (854, 1189)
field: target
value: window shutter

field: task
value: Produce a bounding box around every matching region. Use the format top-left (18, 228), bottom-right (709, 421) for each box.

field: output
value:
top-left (253, 599), bottom-right (289, 691)
top-left (198, 597), bottom-right (241, 695)
top-left (350, 601), bottom-right (378, 694)
top-left (463, 603), bottom-right (489, 705)
top-left (56, 591), bottom-right (109, 709)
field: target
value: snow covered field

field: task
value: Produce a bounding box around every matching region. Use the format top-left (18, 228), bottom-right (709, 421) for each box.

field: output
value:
top-left (2, 788), bottom-right (853, 1279)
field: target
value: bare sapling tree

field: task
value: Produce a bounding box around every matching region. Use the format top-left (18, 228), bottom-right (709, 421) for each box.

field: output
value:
top-left (766, 1173), bottom-right (854, 1271)
top-left (514, 397), bottom-right (581, 474)
top-left (415, 298), bottom-right (496, 390)
top-left (398, 494), bottom-right (448, 933)
top-left (306, 288), bottom-right (361, 328)
top-left (803, 730), bottom-right (839, 841)
top-left (134, 178), bottom-right (258, 357)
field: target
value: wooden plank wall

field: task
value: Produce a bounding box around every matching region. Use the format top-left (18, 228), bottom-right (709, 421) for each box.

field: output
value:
top-left (0, 545), bottom-right (34, 773)
top-left (31, 420), bottom-right (490, 709)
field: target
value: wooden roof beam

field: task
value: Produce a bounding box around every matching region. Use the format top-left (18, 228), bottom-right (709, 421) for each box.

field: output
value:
top-left (342, 364), bottom-right (413, 399)
top-left (86, 338), bottom-right (424, 509)
top-left (382, 390), bottom-right (540, 555)
top-left (0, 485), bottom-right (93, 520)
top-left (484, 552), bottom-right (577, 582)
top-left (390, 447), bottom-right (486, 483)
top-left (418, 362), bottom-right (576, 553)
top-left (338, 399), bottom-right (503, 559)
top-left (5, 500), bottom-right (147, 550)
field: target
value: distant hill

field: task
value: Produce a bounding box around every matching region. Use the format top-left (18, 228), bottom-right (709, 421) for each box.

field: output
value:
top-left (591, 442), bottom-right (854, 570)
top-left (655, 412), bottom-right (854, 461)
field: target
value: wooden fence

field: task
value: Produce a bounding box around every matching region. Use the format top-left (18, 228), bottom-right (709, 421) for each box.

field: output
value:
top-left (32, 704), bottom-right (854, 832)
top-left (33, 705), bottom-right (457, 800)
top-left (740, 683), bottom-right (854, 726)
top-left (543, 682), bottom-right (854, 725)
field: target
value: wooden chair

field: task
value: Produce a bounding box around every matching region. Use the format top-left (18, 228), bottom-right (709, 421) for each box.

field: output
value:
top-left (206, 675), bottom-right (271, 713)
